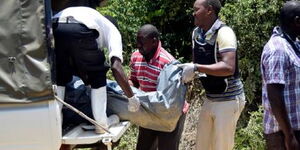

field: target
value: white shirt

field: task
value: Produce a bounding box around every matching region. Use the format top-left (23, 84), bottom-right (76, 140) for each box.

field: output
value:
top-left (53, 7), bottom-right (123, 62)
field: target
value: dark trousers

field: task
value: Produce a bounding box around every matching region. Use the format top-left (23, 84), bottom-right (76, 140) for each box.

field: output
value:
top-left (264, 130), bottom-right (300, 150)
top-left (53, 22), bottom-right (109, 88)
top-left (136, 114), bottom-right (186, 150)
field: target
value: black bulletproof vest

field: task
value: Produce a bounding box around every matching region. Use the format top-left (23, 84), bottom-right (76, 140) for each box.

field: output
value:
top-left (193, 25), bottom-right (239, 94)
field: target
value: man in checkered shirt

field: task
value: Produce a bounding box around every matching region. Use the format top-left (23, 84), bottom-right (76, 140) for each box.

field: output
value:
top-left (261, 1), bottom-right (300, 150)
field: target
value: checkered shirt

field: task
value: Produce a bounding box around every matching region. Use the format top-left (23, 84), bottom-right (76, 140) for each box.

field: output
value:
top-left (261, 26), bottom-right (300, 134)
top-left (129, 42), bottom-right (175, 92)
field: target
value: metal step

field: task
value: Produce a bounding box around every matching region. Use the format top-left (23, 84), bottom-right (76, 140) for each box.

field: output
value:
top-left (62, 121), bottom-right (130, 145)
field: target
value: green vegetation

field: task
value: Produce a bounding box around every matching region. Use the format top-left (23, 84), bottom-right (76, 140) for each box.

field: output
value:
top-left (99, 0), bottom-right (194, 64)
top-left (98, 0), bottom-right (285, 149)
top-left (220, 0), bottom-right (283, 116)
top-left (220, 1), bottom-right (283, 149)
top-left (234, 106), bottom-right (265, 150)
top-left (114, 125), bottom-right (138, 150)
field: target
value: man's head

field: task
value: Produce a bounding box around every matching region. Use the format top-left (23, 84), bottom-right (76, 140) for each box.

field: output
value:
top-left (193, 0), bottom-right (221, 30)
top-left (136, 24), bottom-right (160, 61)
top-left (280, 1), bottom-right (300, 37)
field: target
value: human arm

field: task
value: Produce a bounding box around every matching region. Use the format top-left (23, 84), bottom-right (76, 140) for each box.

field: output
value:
top-left (195, 26), bottom-right (237, 76)
top-left (103, 17), bottom-right (140, 111)
top-left (127, 78), bottom-right (141, 112)
top-left (178, 51), bottom-right (236, 83)
top-left (267, 84), bottom-right (299, 150)
top-left (111, 57), bottom-right (134, 98)
top-left (125, 55), bottom-right (142, 112)
top-left (178, 26), bottom-right (237, 83)
top-left (194, 50), bottom-right (236, 76)
top-left (128, 75), bottom-right (140, 88)
top-left (101, 16), bottom-right (133, 97)
top-left (261, 39), bottom-right (299, 150)
top-left (111, 57), bottom-right (140, 112)
top-left (111, 55), bottom-right (141, 112)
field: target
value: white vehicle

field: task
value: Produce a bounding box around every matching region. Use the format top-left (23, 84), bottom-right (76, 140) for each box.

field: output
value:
top-left (0, 1), bottom-right (129, 150)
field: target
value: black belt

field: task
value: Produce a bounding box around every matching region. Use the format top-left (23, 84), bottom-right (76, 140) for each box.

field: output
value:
top-left (52, 16), bottom-right (81, 24)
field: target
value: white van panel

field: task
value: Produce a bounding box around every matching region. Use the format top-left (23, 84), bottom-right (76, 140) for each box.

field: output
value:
top-left (0, 100), bottom-right (62, 150)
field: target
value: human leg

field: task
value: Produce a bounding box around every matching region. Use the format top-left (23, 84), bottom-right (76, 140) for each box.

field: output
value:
top-left (196, 99), bottom-right (213, 150)
top-left (68, 24), bottom-right (113, 133)
top-left (136, 127), bottom-right (158, 150)
top-left (213, 95), bottom-right (245, 150)
top-left (88, 69), bottom-right (115, 134)
top-left (264, 130), bottom-right (300, 150)
top-left (90, 86), bottom-right (119, 134)
top-left (264, 131), bottom-right (286, 150)
top-left (53, 23), bottom-right (76, 126)
top-left (157, 114), bottom-right (186, 150)
top-left (53, 23), bottom-right (74, 103)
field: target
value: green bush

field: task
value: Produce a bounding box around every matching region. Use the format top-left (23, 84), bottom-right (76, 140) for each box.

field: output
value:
top-left (98, 0), bottom-right (195, 64)
top-left (98, 0), bottom-right (149, 64)
top-left (219, 0), bottom-right (284, 130)
top-left (220, 0), bottom-right (283, 110)
top-left (114, 125), bottom-right (138, 150)
top-left (220, 1), bottom-right (283, 148)
top-left (234, 107), bottom-right (265, 150)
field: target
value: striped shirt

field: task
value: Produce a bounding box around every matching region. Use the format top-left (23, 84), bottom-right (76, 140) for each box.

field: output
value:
top-left (261, 26), bottom-right (300, 134)
top-left (206, 77), bottom-right (244, 101)
top-left (129, 42), bottom-right (175, 92)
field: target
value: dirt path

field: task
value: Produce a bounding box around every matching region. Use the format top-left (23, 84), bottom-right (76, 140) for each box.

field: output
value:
top-left (179, 94), bottom-right (202, 150)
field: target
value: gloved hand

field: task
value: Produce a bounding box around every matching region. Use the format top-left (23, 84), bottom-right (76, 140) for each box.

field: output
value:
top-left (128, 95), bottom-right (140, 112)
top-left (177, 63), bottom-right (196, 83)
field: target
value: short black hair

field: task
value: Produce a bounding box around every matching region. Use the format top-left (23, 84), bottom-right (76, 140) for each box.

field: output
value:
top-left (204, 0), bottom-right (222, 15)
top-left (138, 24), bottom-right (160, 39)
top-left (280, 1), bottom-right (300, 28)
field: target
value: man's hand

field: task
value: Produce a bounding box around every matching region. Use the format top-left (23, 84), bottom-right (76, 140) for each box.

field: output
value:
top-left (285, 134), bottom-right (300, 150)
top-left (128, 95), bottom-right (140, 112)
top-left (177, 63), bottom-right (196, 83)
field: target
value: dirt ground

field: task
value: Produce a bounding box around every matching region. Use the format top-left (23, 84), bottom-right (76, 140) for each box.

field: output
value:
top-left (179, 94), bottom-right (202, 150)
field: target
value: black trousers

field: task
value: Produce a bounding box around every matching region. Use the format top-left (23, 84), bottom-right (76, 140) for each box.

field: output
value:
top-left (53, 22), bottom-right (109, 88)
top-left (136, 114), bottom-right (186, 150)
top-left (264, 130), bottom-right (300, 150)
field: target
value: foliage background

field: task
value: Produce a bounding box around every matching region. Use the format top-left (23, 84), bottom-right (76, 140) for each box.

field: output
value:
top-left (97, 0), bottom-right (285, 149)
